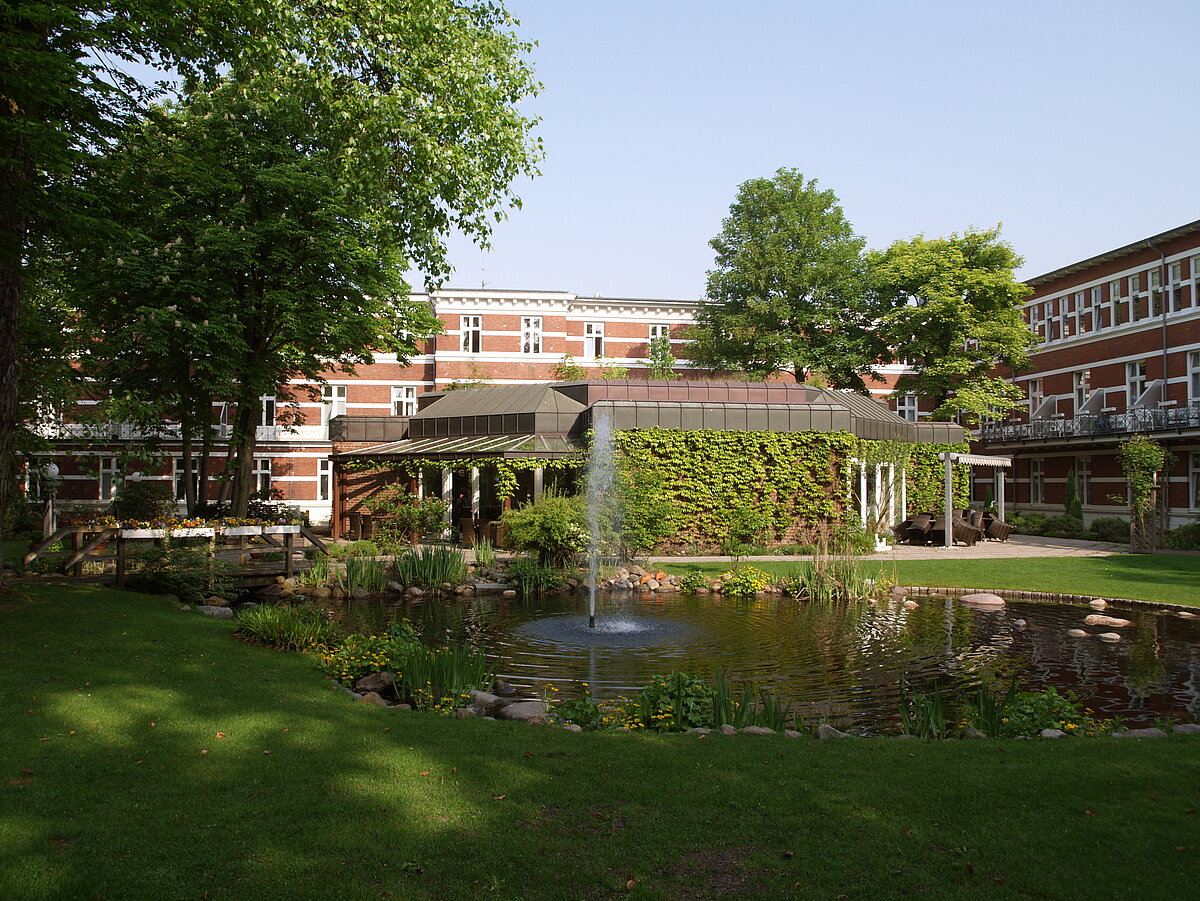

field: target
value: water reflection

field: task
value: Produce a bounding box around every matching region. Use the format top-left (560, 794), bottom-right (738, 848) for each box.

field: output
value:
top-left (345, 591), bottom-right (1200, 733)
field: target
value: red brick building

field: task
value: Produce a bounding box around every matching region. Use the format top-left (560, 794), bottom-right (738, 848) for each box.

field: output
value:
top-left (976, 219), bottom-right (1200, 526)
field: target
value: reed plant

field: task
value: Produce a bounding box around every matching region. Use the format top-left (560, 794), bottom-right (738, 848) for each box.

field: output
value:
top-left (389, 639), bottom-right (495, 713)
top-left (898, 678), bottom-right (949, 739)
top-left (392, 544), bottom-right (467, 588)
top-left (472, 534), bottom-right (498, 569)
top-left (234, 604), bottom-right (343, 651)
top-left (344, 555), bottom-right (389, 594)
top-left (299, 555), bottom-right (331, 586)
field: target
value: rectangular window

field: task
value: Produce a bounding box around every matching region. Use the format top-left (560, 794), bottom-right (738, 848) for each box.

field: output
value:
top-left (322, 385), bottom-right (346, 424)
top-left (1075, 457), bottom-right (1092, 506)
top-left (1191, 453), bottom-right (1200, 509)
top-left (1129, 273), bottom-right (1142, 322)
top-left (1107, 280), bottom-right (1120, 327)
top-left (1027, 378), bottom-right (1043, 417)
top-left (1126, 361), bottom-right (1147, 405)
top-left (521, 316), bottom-right (542, 354)
top-left (895, 393), bottom-right (919, 422)
top-left (1170, 262), bottom-right (1184, 312)
top-left (649, 323), bottom-right (672, 340)
top-left (174, 458), bottom-right (198, 501)
top-left (259, 395), bottom-right (276, 428)
top-left (98, 457), bottom-right (118, 501)
top-left (252, 458), bottom-right (272, 496)
top-left (460, 315), bottom-right (482, 353)
top-left (1030, 458), bottom-right (1045, 505)
top-left (1189, 351), bottom-right (1200, 402)
top-left (391, 385), bottom-right (417, 417)
top-left (584, 322), bottom-right (604, 359)
top-left (1073, 370), bottom-right (1090, 411)
top-left (318, 459), bottom-right (332, 502)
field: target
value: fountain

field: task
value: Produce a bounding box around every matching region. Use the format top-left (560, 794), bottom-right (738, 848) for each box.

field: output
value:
top-left (585, 405), bottom-right (617, 629)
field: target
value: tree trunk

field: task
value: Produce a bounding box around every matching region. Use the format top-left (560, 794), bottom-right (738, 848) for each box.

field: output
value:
top-left (0, 139), bottom-right (32, 577)
top-left (228, 395), bottom-right (259, 517)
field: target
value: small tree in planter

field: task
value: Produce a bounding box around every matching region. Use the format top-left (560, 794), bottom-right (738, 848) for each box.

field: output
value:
top-left (1117, 435), bottom-right (1171, 553)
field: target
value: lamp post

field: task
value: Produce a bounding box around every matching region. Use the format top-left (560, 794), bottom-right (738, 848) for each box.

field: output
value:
top-left (40, 462), bottom-right (62, 537)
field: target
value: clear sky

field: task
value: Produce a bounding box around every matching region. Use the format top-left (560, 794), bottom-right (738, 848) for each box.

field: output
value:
top-left (427, 0), bottom-right (1200, 300)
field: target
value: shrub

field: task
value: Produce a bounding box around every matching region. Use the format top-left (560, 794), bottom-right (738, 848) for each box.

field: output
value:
top-left (110, 480), bottom-right (175, 523)
top-left (327, 540), bottom-right (380, 558)
top-left (1090, 517), bottom-right (1130, 542)
top-left (995, 686), bottom-right (1117, 738)
top-left (717, 566), bottom-right (772, 596)
top-left (235, 604), bottom-right (343, 651)
top-left (1040, 514), bottom-right (1084, 539)
top-left (677, 570), bottom-right (708, 593)
top-left (621, 672), bottom-right (715, 732)
top-left (500, 494), bottom-right (587, 566)
top-left (1007, 512), bottom-right (1048, 535)
top-left (125, 540), bottom-right (234, 603)
top-left (1164, 523), bottom-right (1200, 550)
top-left (316, 632), bottom-right (396, 684)
top-left (506, 556), bottom-right (566, 595)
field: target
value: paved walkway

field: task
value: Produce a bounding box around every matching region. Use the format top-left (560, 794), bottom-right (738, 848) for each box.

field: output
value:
top-left (649, 534), bottom-right (1129, 564)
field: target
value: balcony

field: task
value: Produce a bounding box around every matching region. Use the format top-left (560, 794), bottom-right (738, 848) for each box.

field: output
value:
top-left (979, 402), bottom-right (1200, 447)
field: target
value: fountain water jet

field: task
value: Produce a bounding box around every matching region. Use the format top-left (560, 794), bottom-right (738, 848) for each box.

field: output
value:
top-left (585, 405), bottom-right (617, 628)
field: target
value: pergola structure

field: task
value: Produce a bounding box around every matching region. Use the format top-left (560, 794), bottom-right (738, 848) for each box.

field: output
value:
top-left (938, 452), bottom-right (1013, 548)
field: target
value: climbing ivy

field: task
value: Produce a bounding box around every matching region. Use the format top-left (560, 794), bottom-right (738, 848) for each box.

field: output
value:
top-left (341, 455), bottom-right (583, 500)
top-left (904, 444), bottom-right (972, 513)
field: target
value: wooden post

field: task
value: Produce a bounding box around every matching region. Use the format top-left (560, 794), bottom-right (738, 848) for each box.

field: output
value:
top-left (71, 528), bottom-right (84, 577)
top-left (285, 532), bottom-right (295, 578)
top-left (115, 537), bottom-right (127, 587)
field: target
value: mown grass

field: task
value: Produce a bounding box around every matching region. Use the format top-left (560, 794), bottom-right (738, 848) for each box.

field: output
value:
top-left (657, 554), bottom-right (1200, 606)
top-left (1, 585), bottom-right (1198, 899)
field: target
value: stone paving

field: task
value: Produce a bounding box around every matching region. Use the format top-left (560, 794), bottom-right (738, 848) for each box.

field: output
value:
top-left (650, 534), bottom-right (1129, 565)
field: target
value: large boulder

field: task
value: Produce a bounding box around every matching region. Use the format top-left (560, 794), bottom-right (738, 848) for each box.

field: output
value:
top-left (1113, 727), bottom-right (1168, 739)
top-left (357, 691), bottom-right (389, 707)
top-left (494, 700), bottom-right (548, 722)
top-left (355, 672), bottom-right (394, 694)
top-left (197, 605), bottom-right (234, 619)
top-left (816, 723), bottom-right (852, 740)
top-left (960, 592), bottom-right (1005, 607)
top-left (468, 690), bottom-right (508, 716)
top-left (1084, 614), bottom-right (1132, 627)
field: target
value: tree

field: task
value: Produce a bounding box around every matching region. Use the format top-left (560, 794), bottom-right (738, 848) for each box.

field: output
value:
top-left (687, 169), bottom-right (883, 389)
top-left (2, 1), bottom-right (540, 531)
top-left (73, 79), bottom-right (447, 515)
top-left (646, 335), bottom-right (677, 380)
top-left (871, 227), bottom-right (1034, 425)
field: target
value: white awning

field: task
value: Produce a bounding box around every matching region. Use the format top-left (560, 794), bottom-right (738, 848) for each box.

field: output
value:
top-left (938, 452), bottom-right (1012, 468)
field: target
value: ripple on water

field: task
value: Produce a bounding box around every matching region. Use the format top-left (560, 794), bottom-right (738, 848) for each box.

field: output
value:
top-left (375, 590), bottom-right (1200, 733)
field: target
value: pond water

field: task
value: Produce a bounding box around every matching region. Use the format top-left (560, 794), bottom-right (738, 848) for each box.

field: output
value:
top-left (353, 591), bottom-right (1200, 734)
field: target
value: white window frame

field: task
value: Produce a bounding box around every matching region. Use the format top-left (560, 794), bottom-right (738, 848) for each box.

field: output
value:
top-left (318, 459), bottom-right (332, 502)
top-left (584, 322), bottom-right (604, 359)
top-left (521, 316), bottom-right (542, 354)
top-left (391, 385), bottom-right (417, 417)
top-left (174, 457), bottom-right (199, 502)
top-left (460, 315), bottom-right (482, 354)
top-left (1191, 452), bottom-right (1200, 509)
top-left (1126, 361), bottom-right (1147, 405)
top-left (252, 458), bottom-right (272, 496)
top-left (321, 385), bottom-right (346, 425)
top-left (1030, 458), bottom-right (1045, 505)
top-left (1130, 273), bottom-right (1143, 322)
top-left (895, 393), bottom-right (919, 422)
top-left (1075, 456), bottom-right (1092, 506)
top-left (1027, 378), bottom-right (1042, 417)
top-left (259, 395), bottom-right (276, 428)
top-left (1107, 280), bottom-right (1121, 327)
top-left (1189, 351), bottom-right (1200, 403)
top-left (1073, 369), bottom-right (1091, 411)
top-left (649, 323), bottom-right (671, 341)
top-left (99, 456), bottom-right (118, 501)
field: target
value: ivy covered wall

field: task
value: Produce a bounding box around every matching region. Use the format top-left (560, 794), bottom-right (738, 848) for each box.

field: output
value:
top-left (613, 428), bottom-right (968, 552)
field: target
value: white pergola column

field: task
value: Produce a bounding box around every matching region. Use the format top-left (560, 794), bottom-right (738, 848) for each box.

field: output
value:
top-left (441, 468), bottom-right (454, 526)
top-left (943, 454), bottom-right (955, 548)
top-left (470, 466), bottom-right (480, 517)
top-left (533, 466), bottom-right (544, 500)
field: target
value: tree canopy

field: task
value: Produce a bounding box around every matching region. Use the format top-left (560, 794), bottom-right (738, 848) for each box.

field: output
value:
top-left (1, 0), bottom-right (541, 529)
top-left (871, 227), bottom-right (1035, 424)
top-left (687, 169), bottom-right (884, 390)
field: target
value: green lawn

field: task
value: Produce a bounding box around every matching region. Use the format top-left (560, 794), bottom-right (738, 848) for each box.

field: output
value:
top-left (1, 585), bottom-right (1199, 899)
top-left (655, 553), bottom-right (1200, 606)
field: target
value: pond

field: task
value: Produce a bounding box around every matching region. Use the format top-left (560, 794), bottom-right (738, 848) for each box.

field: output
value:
top-left (351, 591), bottom-right (1200, 734)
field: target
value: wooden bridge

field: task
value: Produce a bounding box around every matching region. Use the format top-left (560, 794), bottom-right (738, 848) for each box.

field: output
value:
top-left (22, 524), bottom-right (331, 589)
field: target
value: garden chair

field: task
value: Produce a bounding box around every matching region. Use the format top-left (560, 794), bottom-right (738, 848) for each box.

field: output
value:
top-left (907, 514), bottom-right (933, 545)
top-left (986, 518), bottom-right (1014, 541)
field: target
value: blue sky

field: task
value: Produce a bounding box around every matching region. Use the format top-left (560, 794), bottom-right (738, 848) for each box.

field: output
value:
top-left (429, 0), bottom-right (1200, 300)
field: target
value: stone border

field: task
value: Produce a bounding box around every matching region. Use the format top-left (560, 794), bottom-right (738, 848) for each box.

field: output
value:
top-left (897, 585), bottom-right (1199, 615)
